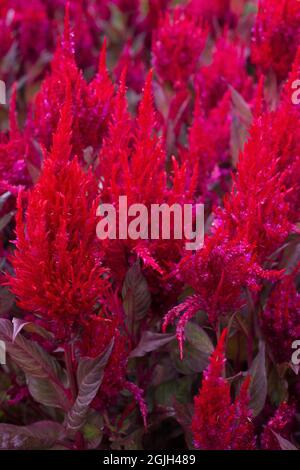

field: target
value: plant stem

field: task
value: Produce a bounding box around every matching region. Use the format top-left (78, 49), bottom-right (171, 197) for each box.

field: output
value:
top-left (64, 343), bottom-right (77, 399)
top-left (64, 343), bottom-right (85, 450)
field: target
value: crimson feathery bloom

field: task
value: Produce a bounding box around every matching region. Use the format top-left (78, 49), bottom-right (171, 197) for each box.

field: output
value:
top-left (114, 41), bottom-right (147, 93)
top-left (32, 10), bottom-right (114, 162)
top-left (79, 313), bottom-right (129, 407)
top-left (164, 71), bottom-right (298, 348)
top-left (187, 0), bottom-right (247, 27)
top-left (192, 329), bottom-right (256, 450)
top-left (163, 106), bottom-right (290, 347)
top-left (152, 7), bottom-right (207, 88)
top-left (0, 85), bottom-right (32, 196)
top-left (261, 402), bottom-right (296, 449)
top-left (96, 72), bottom-right (168, 279)
top-left (196, 33), bottom-right (253, 111)
top-left (7, 93), bottom-right (107, 339)
top-left (0, 15), bottom-right (13, 63)
top-left (251, 0), bottom-right (300, 82)
top-left (11, 0), bottom-right (54, 66)
top-left (95, 71), bottom-right (199, 319)
top-left (260, 274), bottom-right (300, 363)
top-left (180, 90), bottom-right (231, 200)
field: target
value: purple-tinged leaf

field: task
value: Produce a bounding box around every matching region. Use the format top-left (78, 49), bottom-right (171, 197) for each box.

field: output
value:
top-left (249, 341), bottom-right (267, 416)
top-left (0, 319), bottom-right (69, 410)
top-left (184, 322), bottom-right (213, 355)
top-left (0, 421), bottom-right (65, 450)
top-left (130, 331), bottom-right (175, 358)
top-left (66, 339), bottom-right (114, 432)
top-left (122, 261), bottom-right (151, 324)
top-left (272, 431), bottom-right (299, 450)
top-left (12, 318), bottom-right (30, 341)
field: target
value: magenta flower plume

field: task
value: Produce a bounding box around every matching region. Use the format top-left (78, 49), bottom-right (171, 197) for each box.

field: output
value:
top-left (192, 328), bottom-right (256, 450)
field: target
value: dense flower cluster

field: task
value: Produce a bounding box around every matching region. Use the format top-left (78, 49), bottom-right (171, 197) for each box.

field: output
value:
top-left (252, 0), bottom-right (300, 82)
top-left (0, 0), bottom-right (299, 451)
top-left (192, 329), bottom-right (256, 450)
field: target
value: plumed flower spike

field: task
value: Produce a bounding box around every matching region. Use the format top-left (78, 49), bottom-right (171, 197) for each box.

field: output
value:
top-left (32, 7), bottom-right (114, 162)
top-left (7, 97), bottom-right (107, 340)
top-left (205, 327), bottom-right (227, 379)
top-left (261, 402), bottom-right (296, 449)
top-left (0, 85), bottom-right (32, 195)
top-left (136, 70), bottom-right (155, 138)
top-left (192, 329), bottom-right (255, 450)
top-left (48, 80), bottom-right (73, 166)
top-left (62, 1), bottom-right (75, 57)
top-left (251, 0), bottom-right (300, 82)
top-left (152, 6), bottom-right (207, 87)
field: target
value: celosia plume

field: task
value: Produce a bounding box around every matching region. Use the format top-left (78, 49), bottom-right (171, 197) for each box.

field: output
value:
top-left (192, 329), bottom-right (256, 450)
top-left (8, 94), bottom-right (107, 339)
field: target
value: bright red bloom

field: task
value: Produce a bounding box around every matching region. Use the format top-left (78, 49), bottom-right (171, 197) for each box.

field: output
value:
top-left (197, 33), bottom-right (253, 111)
top-left (260, 274), bottom-right (300, 363)
top-left (164, 67), bottom-right (300, 344)
top-left (79, 311), bottom-right (128, 407)
top-left (114, 40), bottom-right (147, 93)
top-left (252, 0), bottom-right (300, 81)
top-left (187, 0), bottom-right (248, 27)
top-left (192, 329), bottom-right (256, 450)
top-left (11, 0), bottom-right (54, 65)
top-left (8, 94), bottom-right (107, 339)
top-left (0, 86), bottom-right (32, 196)
top-left (261, 402), bottom-right (296, 449)
top-left (96, 71), bottom-right (195, 283)
top-left (179, 90), bottom-right (231, 200)
top-left (32, 13), bottom-right (114, 163)
top-left (152, 7), bottom-right (207, 88)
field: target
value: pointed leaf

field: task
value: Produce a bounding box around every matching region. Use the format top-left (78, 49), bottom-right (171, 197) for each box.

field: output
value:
top-left (122, 261), bottom-right (151, 324)
top-left (249, 341), bottom-right (267, 416)
top-left (0, 319), bottom-right (69, 410)
top-left (66, 339), bottom-right (114, 432)
top-left (12, 318), bottom-right (30, 341)
top-left (0, 421), bottom-right (65, 450)
top-left (184, 322), bottom-right (213, 355)
top-left (129, 331), bottom-right (175, 358)
top-left (272, 431), bottom-right (298, 450)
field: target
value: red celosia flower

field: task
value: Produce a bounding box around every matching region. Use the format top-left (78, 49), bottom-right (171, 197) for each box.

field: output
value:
top-left (152, 7), bottom-right (207, 88)
top-left (164, 68), bottom-right (300, 345)
top-left (32, 11), bottom-right (114, 162)
top-left (261, 402), bottom-right (296, 449)
top-left (196, 33), bottom-right (253, 111)
top-left (0, 16), bottom-right (13, 64)
top-left (179, 90), bottom-right (231, 200)
top-left (79, 312), bottom-right (129, 407)
top-left (260, 274), bottom-right (300, 363)
top-left (114, 40), bottom-right (147, 93)
top-left (187, 0), bottom-right (241, 27)
top-left (0, 86), bottom-right (32, 196)
top-left (251, 0), bottom-right (300, 81)
top-left (96, 71), bottom-right (170, 279)
top-left (192, 329), bottom-right (256, 450)
top-left (7, 93), bottom-right (107, 339)
top-left (11, 0), bottom-right (54, 66)
top-left (163, 235), bottom-right (274, 356)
